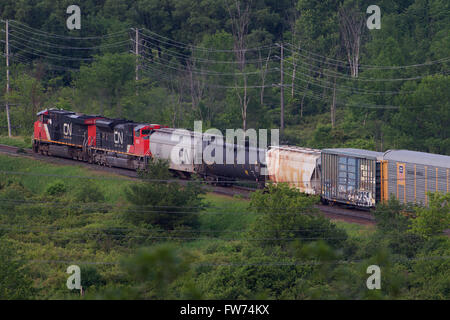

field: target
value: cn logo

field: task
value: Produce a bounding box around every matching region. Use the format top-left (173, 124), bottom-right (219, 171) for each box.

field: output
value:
top-left (63, 123), bottom-right (72, 136)
top-left (114, 130), bottom-right (123, 145)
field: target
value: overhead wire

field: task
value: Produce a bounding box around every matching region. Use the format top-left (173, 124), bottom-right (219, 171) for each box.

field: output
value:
top-left (138, 51), bottom-right (279, 76)
top-left (139, 63), bottom-right (281, 89)
top-left (8, 29), bottom-right (130, 50)
top-left (15, 255), bottom-right (450, 267)
top-left (135, 37), bottom-right (277, 65)
top-left (282, 53), bottom-right (447, 82)
top-left (7, 19), bottom-right (130, 40)
top-left (139, 27), bottom-right (277, 53)
top-left (284, 42), bottom-right (450, 69)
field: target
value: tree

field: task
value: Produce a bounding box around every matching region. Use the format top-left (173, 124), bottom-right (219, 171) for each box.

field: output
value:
top-left (119, 244), bottom-right (196, 299)
top-left (74, 53), bottom-right (135, 117)
top-left (249, 183), bottom-right (347, 247)
top-left (338, 2), bottom-right (365, 78)
top-left (393, 75), bottom-right (450, 155)
top-left (225, 0), bottom-right (252, 130)
top-left (124, 158), bottom-right (207, 230)
top-left (410, 192), bottom-right (450, 239)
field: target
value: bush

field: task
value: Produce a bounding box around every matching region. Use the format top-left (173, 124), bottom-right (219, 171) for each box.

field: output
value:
top-left (75, 184), bottom-right (105, 203)
top-left (249, 184), bottom-right (347, 248)
top-left (124, 159), bottom-right (206, 230)
top-left (372, 197), bottom-right (424, 257)
top-left (45, 180), bottom-right (67, 197)
top-left (410, 192), bottom-right (450, 239)
top-left (0, 238), bottom-right (35, 299)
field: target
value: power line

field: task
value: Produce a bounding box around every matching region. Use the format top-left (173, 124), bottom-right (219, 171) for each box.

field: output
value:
top-left (0, 222), bottom-right (350, 234)
top-left (139, 63), bottom-right (281, 88)
top-left (283, 68), bottom-right (416, 95)
top-left (290, 85), bottom-right (440, 109)
top-left (135, 36), bottom-right (277, 65)
top-left (8, 30), bottom-right (130, 50)
top-left (16, 255), bottom-right (450, 267)
top-left (139, 27), bottom-right (277, 53)
top-left (6, 19), bottom-right (130, 40)
top-left (7, 42), bottom-right (99, 61)
top-left (284, 42), bottom-right (450, 70)
top-left (138, 52), bottom-right (279, 76)
top-left (282, 53), bottom-right (447, 82)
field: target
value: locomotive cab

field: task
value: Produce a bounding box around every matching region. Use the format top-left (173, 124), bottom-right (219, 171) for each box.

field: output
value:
top-left (133, 124), bottom-right (162, 156)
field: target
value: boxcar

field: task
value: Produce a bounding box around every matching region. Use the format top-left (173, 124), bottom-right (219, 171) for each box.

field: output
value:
top-left (321, 148), bottom-right (383, 208)
top-left (381, 150), bottom-right (450, 205)
top-left (266, 146), bottom-right (321, 195)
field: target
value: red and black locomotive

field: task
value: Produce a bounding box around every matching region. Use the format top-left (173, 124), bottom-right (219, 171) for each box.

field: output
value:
top-left (33, 109), bottom-right (162, 170)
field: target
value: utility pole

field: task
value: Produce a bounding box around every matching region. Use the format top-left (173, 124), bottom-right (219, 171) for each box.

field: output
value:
top-left (280, 43), bottom-right (284, 137)
top-left (135, 28), bottom-right (139, 81)
top-left (5, 20), bottom-right (11, 137)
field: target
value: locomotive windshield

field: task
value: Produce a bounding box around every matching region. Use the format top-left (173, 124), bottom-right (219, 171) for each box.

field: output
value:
top-left (141, 130), bottom-right (151, 135)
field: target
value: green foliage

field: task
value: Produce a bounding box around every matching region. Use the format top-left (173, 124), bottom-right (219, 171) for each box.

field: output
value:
top-left (124, 158), bottom-right (206, 229)
top-left (409, 192), bottom-right (450, 239)
top-left (45, 180), bottom-right (67, 197)
top-left (0, 238), bottom-right (35, 299)
top-left (373, 197), bottom-right (412, 233)
top-left (0, 136), bottom-right (32, 149)
top-left (81, 266), bottom-right (106, 289)
top-left (407, 238), bottom-right (450, 299)
top-left (372, 197), bottom-right (424, 257)
top-left (74, 184), bottom-right (105, 203)
top-left (74, 53), bottom-right (135, 118)
top-left (249, 184), bottom-right (347, 248)
top-left (120, 244), bottom-right (195, 299)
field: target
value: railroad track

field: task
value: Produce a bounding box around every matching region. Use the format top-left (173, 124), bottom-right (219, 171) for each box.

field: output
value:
top-left (316, 204), bottom-right (375, 225)
top-left (0, 143), bottom-right (375, 225)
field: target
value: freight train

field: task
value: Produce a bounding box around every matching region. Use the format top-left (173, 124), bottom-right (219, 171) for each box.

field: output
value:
top-left (33, 109), bottom-right (450, 209)
top-left (33, 109), bottom-right (266, 184)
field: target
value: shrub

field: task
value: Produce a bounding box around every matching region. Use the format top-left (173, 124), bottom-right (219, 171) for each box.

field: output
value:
top-left (45, 180), bottom-right (67, 197)
top-left (75, 184), bottom-right (105, 203)
top-left (124, 159), bottom-right (206, 230)
top-left (410, 192), bottom-right (450, 239)
top-left (249, 184), bottom-right (347, 248)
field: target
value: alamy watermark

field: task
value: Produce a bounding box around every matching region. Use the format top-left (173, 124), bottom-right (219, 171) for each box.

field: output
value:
top-left (366, 265), bottom-right (381, 290)
top-left (367, 5), bottom-right (381, 30)
top-left (66, 265), bottom-right (81, 291)
top-left (66, 5), bottom-right (81, 30)
top-left (167, 121), bottom-right (279, 176)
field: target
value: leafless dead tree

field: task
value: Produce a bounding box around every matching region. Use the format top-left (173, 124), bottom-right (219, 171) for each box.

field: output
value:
top-left (257, 47), bottom-right (272, 106)
top-left (338, 5), bottom-right (365, 77)
top-left (187, 57), bottom-right (206, 122)
top-left (225, 0), bottom-right (252, 130)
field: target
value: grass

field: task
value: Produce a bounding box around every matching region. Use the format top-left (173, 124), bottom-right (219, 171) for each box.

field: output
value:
top-left (199, 193), bottom-right (255, 232)
top-left (0, 154), bottom-right (134, 203)
top-left (332, 220), bottom-right (376, 238)
top-left (0, 135), bottom-right (33, 149)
